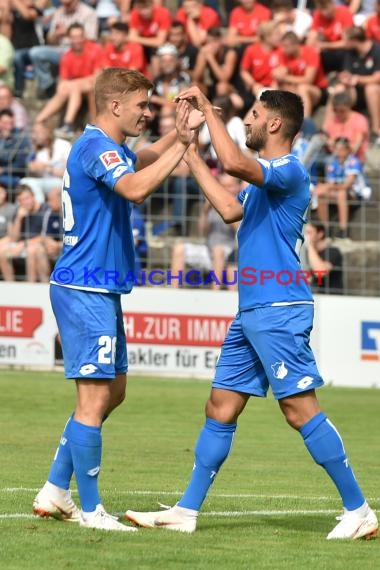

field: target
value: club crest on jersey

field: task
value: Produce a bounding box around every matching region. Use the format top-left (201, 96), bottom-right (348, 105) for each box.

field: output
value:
top-left (99, 150), bottom-right (123, 170)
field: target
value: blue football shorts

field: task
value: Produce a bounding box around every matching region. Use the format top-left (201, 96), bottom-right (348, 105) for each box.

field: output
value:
top-left (213, 304), bottom-right (324, 400)
top-left (50, 284), bottom-right (128, 380)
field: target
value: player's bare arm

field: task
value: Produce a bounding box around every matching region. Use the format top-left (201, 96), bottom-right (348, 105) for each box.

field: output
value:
top-left (115, 141), bottom-right (188, 204)
top-left (115, 104), bottom-right (195, 204)
top-left (176, 86), bottom-right (264, 186)
top-left (184, 141), bottom-right (243, 223)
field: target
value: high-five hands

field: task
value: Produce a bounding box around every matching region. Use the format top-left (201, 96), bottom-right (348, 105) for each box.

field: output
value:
top-left (175, 86), bottom-right (212, 114)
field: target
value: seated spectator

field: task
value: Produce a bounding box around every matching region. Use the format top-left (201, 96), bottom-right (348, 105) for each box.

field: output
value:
top-left (35, 23), bottom-right (103, 138)
top-left (175, 0), bottom-right (221, 48)
top-left (312, 137), bottom-right (371, 239)
top-left (150, 43), bottom-right (191, 111)
top-left (149, 20), bottom-right (199, 78)
top-left (101, 22), bottom-right (147, 75)
top-left (338, 25), bottom-right (380, 141)
top-left (10, 0), bottom-right (45, 98)
top-left (192, 26), bottom-right (240, 102)
top-left (29, 0), bottom-right (98, 98)
top-left (170, 173), bottom-right (240, 290)
top-left (0, 108), bottom-right (30, 192)
top-left (0, 183), bottom-right (47, 281)
top-left (273, 31), bottom-right (327, 118)
top-left (307, 0), bottom-right (354, 74)
top-left (128, 0), bottom-right (172, 64)
top-left (20, 121), bottom-right (71, 202)
top-left (225, 0), bottom-right (271, 50)
top-left (271, 0), bottom-right (312, 41)
top-left (0, 31), bottom-right (14, 88)
top-left (323, 91), bottom-right (369, 161)
top-left (144, 110), bottom-right (199, 236)
top-left (240, 21), bottom-right (281, 99)
top-left (303, 222), bottom-right (344, 295)
top-left (0, 182), bottom-right (16, 238)
top-left (26, 186), bottom-right (63, 282)
top-left (0, 82), bottom-right (28, 130)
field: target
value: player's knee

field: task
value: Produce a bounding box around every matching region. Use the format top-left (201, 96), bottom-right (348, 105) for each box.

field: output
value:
top-left (283, 411), bottom-right (303, 430)
top-left (205, 398), bottom-right (239, 424)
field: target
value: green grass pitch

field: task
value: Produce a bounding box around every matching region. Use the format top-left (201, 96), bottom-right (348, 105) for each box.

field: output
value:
top-left (0, 370), bottom-right (379, 569)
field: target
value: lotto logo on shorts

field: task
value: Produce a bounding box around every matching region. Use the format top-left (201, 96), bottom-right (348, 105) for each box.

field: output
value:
top-left (99, 151), bottom-right (123, 170)
top-left (361, 321), bottom-right (380, 361)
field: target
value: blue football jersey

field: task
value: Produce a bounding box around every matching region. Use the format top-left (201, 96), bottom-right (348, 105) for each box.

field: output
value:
top-left (237, 154), bottom-right (313, 310)
top-left (51, 124), bottom-right (137, 294)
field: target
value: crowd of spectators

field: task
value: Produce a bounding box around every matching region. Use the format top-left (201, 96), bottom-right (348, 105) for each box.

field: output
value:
top-left (1, 0), bottom-right (380, 291)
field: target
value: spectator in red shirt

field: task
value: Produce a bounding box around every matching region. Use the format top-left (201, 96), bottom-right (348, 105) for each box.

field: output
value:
top-left (273, 31), bottom-right (327, 117)
top-left (101, 22), bottom-right (147, 75)
top-left (307, 0), bottom-right (354, 73)
top-left (240, 21), bottom-right (280, 98)
top-left (128, 0), bottom-right (172, 62)
top-left (365, 0), bottom-right (380, 41)
top-left (35, 23), bottom-right (102, 138)
top-left (175, 0), bottom-right (221, 48)
top-left (225, 0), bottom-right (271, 50)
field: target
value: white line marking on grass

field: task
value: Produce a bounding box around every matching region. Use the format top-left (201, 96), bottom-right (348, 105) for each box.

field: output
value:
top-left (0, 510), bottom-right (338, 521)
top-left (1, 488), bottom-right (379, 502)
top-left (204, 510), bottom-right (338, 516)
top-left (2, 487), bottom-right (39, 492)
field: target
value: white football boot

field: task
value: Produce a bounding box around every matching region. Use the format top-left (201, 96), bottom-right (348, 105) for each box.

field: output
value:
top-left (327, 504), bottom-right (378, 540)
top-left (80, 504), bottom-right (137, 532)
top-left (125, 504), bottom-right (198, 533)
top-left (33, 482), bottom-right (81, 523)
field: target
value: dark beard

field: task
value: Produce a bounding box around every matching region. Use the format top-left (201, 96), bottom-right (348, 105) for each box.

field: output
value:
top-left (246, 124), bottom-right (267, 152)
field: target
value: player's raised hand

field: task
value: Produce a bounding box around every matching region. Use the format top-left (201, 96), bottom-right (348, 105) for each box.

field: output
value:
top-left (176, 100), bottom-right (193, 145)
top-left (175, 86), bottom-right (212, 114)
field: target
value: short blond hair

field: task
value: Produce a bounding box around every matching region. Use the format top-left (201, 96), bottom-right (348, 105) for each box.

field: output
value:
top-left (95, 69), bottom-right (153, 114)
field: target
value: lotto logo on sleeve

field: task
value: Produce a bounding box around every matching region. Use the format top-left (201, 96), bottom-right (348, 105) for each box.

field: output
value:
top-left (361, 321), bottom-right (380, 361)
top-left (99, 150), bottom-right (123, 170)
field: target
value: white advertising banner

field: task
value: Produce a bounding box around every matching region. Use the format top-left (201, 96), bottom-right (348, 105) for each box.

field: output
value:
top-left (0, 283), bottom-right (379, 388)
top-left (0, 283), bottom-right (55, 367)
top-left (314, 295), bottom-right (380, 388)
top-left (122, 288), bottom-right (237, 376)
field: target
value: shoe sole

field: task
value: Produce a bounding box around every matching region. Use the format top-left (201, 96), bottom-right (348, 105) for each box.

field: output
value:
top-left (355, 526), bottom-right (378, 540)
top-left (125, 512), bottom-right (195, 533)
top-left (33, 504), bottom-right (81, 523)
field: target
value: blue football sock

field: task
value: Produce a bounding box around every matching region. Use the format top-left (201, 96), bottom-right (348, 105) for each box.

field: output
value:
top-left (178, 418), bottom-right (236, 511)
top-left (47, 414), bottom-right (74, 490)
top-left (68, 418), bottom-right (102, 513)
top-left (300, 412), bottom-right (365, 511)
